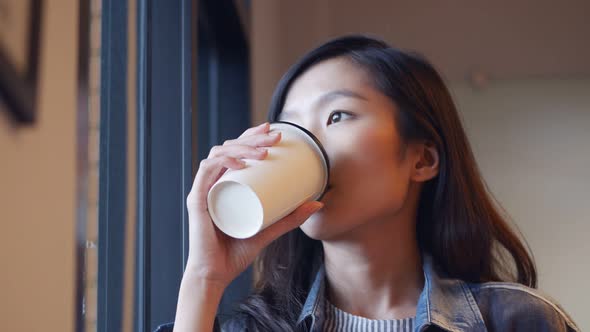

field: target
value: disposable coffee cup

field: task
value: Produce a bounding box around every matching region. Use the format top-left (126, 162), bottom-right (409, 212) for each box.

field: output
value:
top-left (207, 121), bottom-right (330, 239)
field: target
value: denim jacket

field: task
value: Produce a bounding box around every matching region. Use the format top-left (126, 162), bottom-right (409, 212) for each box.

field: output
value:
top-left (155, 255), bottom-right (579, 331)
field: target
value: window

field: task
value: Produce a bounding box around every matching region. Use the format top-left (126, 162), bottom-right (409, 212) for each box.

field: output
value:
top-left (97, 0), bottom-right (252, 330)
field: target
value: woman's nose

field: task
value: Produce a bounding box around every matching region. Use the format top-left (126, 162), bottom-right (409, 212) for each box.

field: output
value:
top-left (300, 120), bottom-right (323, 141)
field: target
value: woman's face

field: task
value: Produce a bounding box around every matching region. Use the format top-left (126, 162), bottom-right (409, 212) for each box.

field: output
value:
top-left (278, 57), bottom-right (422, 241)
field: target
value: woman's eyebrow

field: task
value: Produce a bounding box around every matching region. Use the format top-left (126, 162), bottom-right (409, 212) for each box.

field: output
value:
top-left (282, 89), bottom-right (368, 118)
top-left (316, 89), bottom-right (369, 106)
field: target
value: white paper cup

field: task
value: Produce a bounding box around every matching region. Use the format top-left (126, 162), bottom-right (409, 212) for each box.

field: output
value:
top-left (207, 121), bottom-right (330, 239)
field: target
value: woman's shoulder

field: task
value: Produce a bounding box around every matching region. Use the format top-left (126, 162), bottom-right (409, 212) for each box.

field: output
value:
top-left (466, 281), bottom-right (579, 332)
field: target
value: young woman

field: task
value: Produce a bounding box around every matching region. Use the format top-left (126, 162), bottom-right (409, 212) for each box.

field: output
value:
top-left (157, 35), bottom-right (579, 332)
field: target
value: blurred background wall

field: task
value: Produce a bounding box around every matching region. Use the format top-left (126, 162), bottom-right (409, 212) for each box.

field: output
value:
top-left (0, 1), bottom-right (78, 331)
top-left (455, 80), bottom-right (589, 330)
top-left (252, 1), bottom-right (589, 330)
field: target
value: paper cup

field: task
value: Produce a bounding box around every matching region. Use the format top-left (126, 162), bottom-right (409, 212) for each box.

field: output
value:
top-left (207, 121), bottom-right (330, 239)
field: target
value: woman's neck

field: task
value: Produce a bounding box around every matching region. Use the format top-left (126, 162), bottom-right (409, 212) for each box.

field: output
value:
top-left (322, 214), bottom-right (424, 320)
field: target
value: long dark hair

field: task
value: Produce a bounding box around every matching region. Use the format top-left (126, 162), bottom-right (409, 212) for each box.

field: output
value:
top-left (235, 35), bottom-right (536, 330)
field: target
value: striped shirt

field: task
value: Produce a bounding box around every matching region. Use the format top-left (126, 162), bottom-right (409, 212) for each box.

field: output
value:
top-left (323, 300), bottom-right (415, 332)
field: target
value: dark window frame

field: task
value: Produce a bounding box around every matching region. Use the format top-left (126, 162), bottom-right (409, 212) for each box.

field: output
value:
top-left (98, 0), bottom-right (252, 331)
top-left (97, 1), bottom-right (129, 331)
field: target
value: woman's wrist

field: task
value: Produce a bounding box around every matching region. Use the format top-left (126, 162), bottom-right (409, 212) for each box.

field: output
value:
top-left (174, 271), bottom-right (226, 332)
top-left (182, 266), bottom-right (230, 293)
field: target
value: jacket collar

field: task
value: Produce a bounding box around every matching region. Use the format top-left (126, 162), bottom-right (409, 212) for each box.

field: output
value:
top-left (414, 255), bottom-right (487, 331)
top-left (296, 254), bottom-right (487, 332)
top-left (296, 262), bottom-right (326, 331)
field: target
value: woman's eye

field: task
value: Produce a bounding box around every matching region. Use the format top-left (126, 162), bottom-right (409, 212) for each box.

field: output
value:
top-left (327, 111), bottom-right (353, 125)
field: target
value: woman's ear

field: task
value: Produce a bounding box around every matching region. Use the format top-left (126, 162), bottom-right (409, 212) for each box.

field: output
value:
top-left (411, 141), bottom-right (439, 182)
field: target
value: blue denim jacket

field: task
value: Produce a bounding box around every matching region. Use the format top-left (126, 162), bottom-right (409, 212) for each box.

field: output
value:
top-left (155, 255), bottom-right (579, 331)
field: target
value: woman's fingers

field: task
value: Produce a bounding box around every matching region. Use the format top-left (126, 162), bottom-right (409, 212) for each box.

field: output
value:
top-left (224, 131), bottom-right (281, 148)
top-left (208, 144), bottom-right (268, 160)
top-left (188, 123), bottom-right (280, 215)
top-left (238, 122), bottom-right (270, 139)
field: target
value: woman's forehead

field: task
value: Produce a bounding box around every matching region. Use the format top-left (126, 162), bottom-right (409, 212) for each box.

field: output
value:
top-left (283, 59), bottom-right (372, 109)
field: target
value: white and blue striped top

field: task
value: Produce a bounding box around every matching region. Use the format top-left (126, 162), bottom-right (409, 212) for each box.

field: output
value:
top-left (323, 300), bottom-right (415, 332)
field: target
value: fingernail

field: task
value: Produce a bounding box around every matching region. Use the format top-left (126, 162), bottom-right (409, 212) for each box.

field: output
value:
top-left (309, 202), bottom-right (324, 212)
top-left (270, 131), bottom-right (281, 137)
top-left (256, 148), bottom-right (268, 153)
top-left (258, 122), bottom-right (269, 128)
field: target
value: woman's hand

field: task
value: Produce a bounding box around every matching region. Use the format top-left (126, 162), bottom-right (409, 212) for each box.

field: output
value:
top-left (184, 122), bottom-right (324, 287)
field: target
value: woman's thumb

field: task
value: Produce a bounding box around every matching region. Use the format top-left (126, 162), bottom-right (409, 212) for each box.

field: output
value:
top-left (252, 202), bottom-right (324, 248)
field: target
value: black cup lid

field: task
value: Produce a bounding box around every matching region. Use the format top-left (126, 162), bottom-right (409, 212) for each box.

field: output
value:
top-left (271, 121), bottom-right (331, 201)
